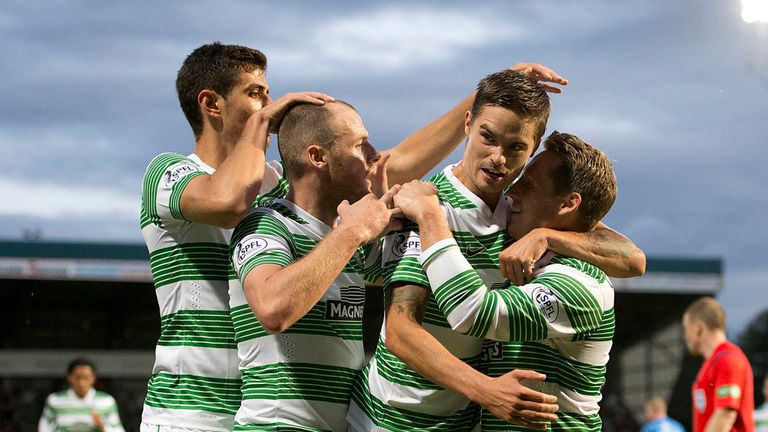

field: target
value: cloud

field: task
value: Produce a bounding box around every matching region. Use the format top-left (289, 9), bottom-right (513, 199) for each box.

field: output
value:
top-left (268, 5), bottom-right (522, 76)
top-left (0, 177), bottom-right (137, 220)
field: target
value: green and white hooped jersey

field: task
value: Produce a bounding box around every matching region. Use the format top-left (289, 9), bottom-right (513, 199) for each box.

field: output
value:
top-left (229, 198), bottom-right (381, 432)
top-left (139, 152), bottom-right (288, 431)
top-left (348, 164), bottom-right (511, 432)
top-left (756, 403), bottom-right (768, 432)
top-left (38, 388), bottom-right (124, 432)
top-left (419, 240), bottom-right (615, 432)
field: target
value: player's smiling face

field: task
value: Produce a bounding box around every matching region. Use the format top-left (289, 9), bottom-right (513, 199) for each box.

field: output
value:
top-left (454, 105), bottom-right (537, 209)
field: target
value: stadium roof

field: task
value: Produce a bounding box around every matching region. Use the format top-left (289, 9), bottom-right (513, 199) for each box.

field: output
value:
top-left (0, 240), bottom-right (723, 294)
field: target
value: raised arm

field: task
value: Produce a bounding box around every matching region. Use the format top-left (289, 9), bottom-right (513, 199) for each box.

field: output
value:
top-left (386, 63), bottom-right (567, 186)
top-left (394, 180), bottom-right (610, 341)
top-left (180, 92), bottom-right (334, 228)
top-left (234, 192), bottom-right (395, 333)
top-left (499, 223), bottom-right (646, 285)
top-left (384, 283), bottom-right (558, 429)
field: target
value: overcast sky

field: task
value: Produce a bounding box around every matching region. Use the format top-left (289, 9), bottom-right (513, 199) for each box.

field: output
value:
top-left (1, 0), bottom-right (766, 335)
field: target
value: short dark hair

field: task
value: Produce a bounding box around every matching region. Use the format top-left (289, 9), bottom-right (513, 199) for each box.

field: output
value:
top-left (544, 131), bottom-right (617, 231)
top-left (176, 42), bottom-right (268, 139)
top-left (277, 100), bottom-right (356, 180)
top-left (471, 70), bottom-right (551, 145)
top-left (67, 357), bottom-right (96, 375)
top-left (685, 297), bottom-right (726, 331)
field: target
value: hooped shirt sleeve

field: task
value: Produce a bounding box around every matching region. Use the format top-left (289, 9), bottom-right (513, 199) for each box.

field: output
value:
top-left (380, 221), bottom-right (429, 290)
top-left (230, 209), bottom-right (294, 283)
top-left (103, 394), bottom-right (125, 432)
top-left (141, 152), bottom-right (206, 229)
top-left (361, 239), bottom-right (384, 285)
top-left (419, 239), bottom-right (605, 342)
top-left (710, 352), bottom-right (748, 410)
top-left (37, 395), bottom-right (55, 432)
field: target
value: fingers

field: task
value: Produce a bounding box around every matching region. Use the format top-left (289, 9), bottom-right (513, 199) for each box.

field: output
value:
top-left (379, 184), bottom-right (401, 207)
top-left (524, 259), bottom-right (535, 283)
top-left (511, 369), bottom-right (547, 382)
top-left (510, 261), bottom-right (524, 286)
top-left (286, 91), bottom-right (336, 105)
top-left (389, 207), bottom-right (405, 220)
top-left (371, 152), bottom-right (391, 197)
top-left (509, 63), bottom-right (568, 93)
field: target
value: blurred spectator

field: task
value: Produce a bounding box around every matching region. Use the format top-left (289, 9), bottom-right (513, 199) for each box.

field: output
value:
top-left (683, 297), bottom-right (754, 432)
top-left (38, 358), bottom-right (124, 432)
top-left (641, 396), bottom-right (686, 432)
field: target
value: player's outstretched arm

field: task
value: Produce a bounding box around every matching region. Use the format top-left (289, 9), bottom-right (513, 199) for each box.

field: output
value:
top-left (180, 92), bottom-right (334, 228)
top-left (385, 63), bottom-right (567, 186)
top-left (384, 283), bottom-right (558, 428)
top-left (499, 223), bottom-right (646, 285)
top-left (239, 192), bottom-right (397, 333)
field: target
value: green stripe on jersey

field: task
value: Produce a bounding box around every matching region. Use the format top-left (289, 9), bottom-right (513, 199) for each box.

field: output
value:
top-left (241, 362), bottom-right (357, 405)
top-left (169, 170), bottom-right (205, 220)
top-left (487, 341), bottom-right (606, 396)
top-left (231, 302), bottom-right (363, 344)
top-left (159, 310), bottom-right (236, 349)
top-left (536, 273), bottom-right (602, 334)
top-left (430, 171), bottom-right (476, 209)
top-left (482, 410), bottom-right (602, 431)
top-left (144, 372), bottom-right (241, 415)
top-left (551, 256), bottom-right (606, 283)
top-left (149, 242), bottom-right (230, 287)
top-left (351, 362), bottom-right (480, 431)
top-left (234, 421), bottom-right (331, 431)
top-left (141, 152), bottom-right (192, 228)
top-left (573, 308), bottom-right (615, 342)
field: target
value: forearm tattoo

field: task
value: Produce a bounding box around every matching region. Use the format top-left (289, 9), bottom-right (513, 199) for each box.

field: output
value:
top-left (385, 284), bottom-right (429, 324)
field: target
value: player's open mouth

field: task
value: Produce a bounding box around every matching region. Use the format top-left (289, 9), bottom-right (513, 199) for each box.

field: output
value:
top-left (481, 168), bottom-right (505, 180)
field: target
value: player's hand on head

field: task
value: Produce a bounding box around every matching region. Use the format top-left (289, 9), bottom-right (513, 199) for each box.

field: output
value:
top-left (508, 63), bottom-right (568, 93)
top-left (392, 180), bottom-right (440, 222)
top-left (262, 91), bottom-right (336, 133)
top-left (480, 369), bottom-right (558, 429)
top-left (500, 228), bottom-right (548, 285)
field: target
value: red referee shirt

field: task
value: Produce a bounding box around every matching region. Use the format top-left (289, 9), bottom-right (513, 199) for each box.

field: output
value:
top-left (692, 340), bottom-right (755, 432)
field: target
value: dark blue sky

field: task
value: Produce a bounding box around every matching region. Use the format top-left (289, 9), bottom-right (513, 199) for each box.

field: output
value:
top-left (1, 0), bottom-right (766, 334)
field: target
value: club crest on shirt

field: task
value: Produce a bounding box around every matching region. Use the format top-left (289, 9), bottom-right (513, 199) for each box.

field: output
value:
top-left (326, 285), bottom-right (364, 321)
top-left (162, 162), bottom-right (199, 188)
top-left (235, 237), bottom-right (269, 266)
top-left (532, 286), bottom-right (559, 323)
top-left (390, 233), bottom-right (420, 258)
top-left (694, 388), bottom-right (707, 412)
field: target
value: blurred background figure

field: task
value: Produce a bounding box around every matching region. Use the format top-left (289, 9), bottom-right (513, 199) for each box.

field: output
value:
top-left (38, 358), bottom-right (124, 432)
top-left (756, 376), bottom-right (768, 432)
top-left (641, 396), bottom-right (687, 432)
top-left (684, 297), bottom-right (754, 432)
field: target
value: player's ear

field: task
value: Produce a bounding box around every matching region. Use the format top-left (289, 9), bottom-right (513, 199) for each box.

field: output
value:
top-left (199, 89), bottom-right (223, 119)
top-left (464, 111), bottom-right (472, 136)
top-left (558, 192), bottom-right (581, 216)
top-left (307, 145), bottom-right (327, 170)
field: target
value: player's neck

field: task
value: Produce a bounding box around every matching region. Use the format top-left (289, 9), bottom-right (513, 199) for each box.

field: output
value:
top-left (286, 180), bottom-right (340, 227)
top-left (702, 331), bottom-right (727, 359)
top-left (193, 129), bottom-right (236, 170)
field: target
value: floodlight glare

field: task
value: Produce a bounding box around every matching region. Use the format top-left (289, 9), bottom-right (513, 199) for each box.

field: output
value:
top-left (742, 0), bottom-right (768, 23)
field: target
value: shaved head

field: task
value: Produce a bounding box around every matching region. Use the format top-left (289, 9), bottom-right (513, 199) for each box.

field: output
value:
top-left (277, 100), bottom-right (356, 179)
